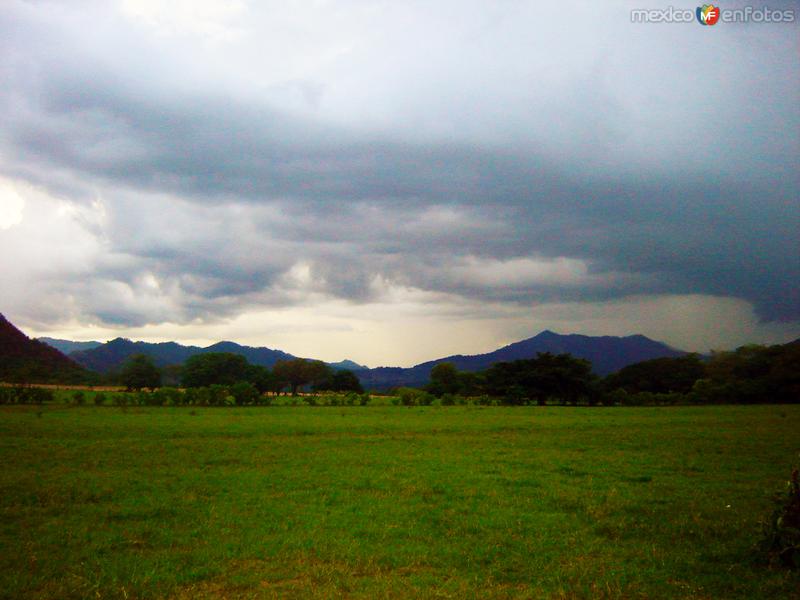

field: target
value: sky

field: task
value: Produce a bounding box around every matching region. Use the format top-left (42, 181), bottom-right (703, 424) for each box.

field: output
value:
top-left (0, 0), bottom-right (798, 367)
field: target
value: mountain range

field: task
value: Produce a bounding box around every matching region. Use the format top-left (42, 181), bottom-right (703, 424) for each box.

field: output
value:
top-left (64, 338), bottom-right (297, 373)
top-left (0, 311), bottom-right (692, 388)
top-left (35, 336), bottom-right (369, 375)
top-left (32, 325), bottom-right (685, 389)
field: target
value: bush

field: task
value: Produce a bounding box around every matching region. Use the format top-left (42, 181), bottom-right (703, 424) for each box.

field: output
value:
top-left (208, 384), bottom-right (231, 406)
top-left (761, 467), bottom-right (800, 568)
top-left (165, 387), bottom-right (184, 406)
top-left (195, 387), bottom-right (213, 406)
top-left (183, 387), bottom-right (202, 406)
top-left (22, 387), bottom-right (53, 404)
top-left (151, 387), bottom-right (181, 406)
top-left (397, 387), bottom-right (434, 406)
top-left (0, 387), bottom-right (53, 405)
top-left (359, 393), bottom-right (371, 406)
top-left (654, 392), bottom-right (684, 406)
top-left (688, 379), bottom-right (729, 404)
top-left (603, 388), bottom-right (631, 406)
top-left (397, 388), bottom-right (415, 406)
top-left (72, 391), bottom-right (85, 405)
top-left (230, 381), bottom-right (259, 406)
top-left (94, 392), bottom-right (106, 406)
top-left (441, 393), bottom-right (456, 406)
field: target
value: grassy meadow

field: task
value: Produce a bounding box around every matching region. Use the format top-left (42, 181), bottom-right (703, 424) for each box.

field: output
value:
top-left (0, 404), bottom-right (798, 599)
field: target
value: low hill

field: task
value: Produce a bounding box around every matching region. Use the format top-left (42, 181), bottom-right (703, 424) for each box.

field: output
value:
top-left (355, 330), bottom-right (686, 390)
top-left (0, 314), bottom-right (91, 383)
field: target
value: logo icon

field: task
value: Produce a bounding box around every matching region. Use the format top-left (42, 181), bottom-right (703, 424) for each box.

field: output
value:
top-left (697, 4), bottom-right (721, 25)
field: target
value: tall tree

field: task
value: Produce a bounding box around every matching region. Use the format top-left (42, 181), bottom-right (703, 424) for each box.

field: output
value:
top-left (315, 369), bottom-right (364, 393)
top-left (427, 362), bottom-right (461, 397)
top-left (603, 354), bottom-right (704, 394)
top-left (181, 353), bottom-right (250, 388)
top-left (120, 353), bottom-right (161, 391)
top-left (485, 353), bottom-right (594, 405)
top-left (273, 359), bottom-right (331, 396)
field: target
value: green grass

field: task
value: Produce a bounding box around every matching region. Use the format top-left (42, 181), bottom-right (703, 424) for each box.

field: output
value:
top-left (1, 405), bottom-right (798, 598)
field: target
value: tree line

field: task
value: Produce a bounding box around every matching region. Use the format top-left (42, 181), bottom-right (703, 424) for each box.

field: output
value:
top-left (419, 341), bottom-right (799, 406)
top-left (119, 353), bottom-right (364, 397)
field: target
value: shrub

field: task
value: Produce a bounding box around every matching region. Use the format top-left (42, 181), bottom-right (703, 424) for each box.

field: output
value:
top-left (397, 388), bottom-right (415, 406)
top-left (183, 387), bottom-right (201, 406)
top-left (21, 387), bottom-right (53, 404)
top-left (602, 388), bottom-right (628, 406)
top-left (148, 389), bottom-right (165, 406)
top-left (230, 381), bottom-right (259, 406)
top-left (163, 387), bottom-right (184, 406)
top-left (396, 388), bottom-right (434, 407)
top-left (0, 387), bottom-right (12, 404)
top-left (654, 392), bottom-right (684, 406)
top-left (441, 393), bottom-right (456, 406)
top-left (761, 466), bottom-right (800, 568)
top-left (689, 379), bottom-right (738, 405)
top-left (94, 392), bottom-right (106, 406)
top-left (72, 391), bottom-right (85, 405)
top-left (208, 384), bottom-right (230, 406)
top-left (358, 393), bottom-right (371, 406)
top-left (194, 387), bottom-right (212, 406)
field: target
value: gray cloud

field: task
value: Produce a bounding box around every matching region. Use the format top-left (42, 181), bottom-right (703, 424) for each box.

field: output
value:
top-left (0, 0), bottom-right (797, 344)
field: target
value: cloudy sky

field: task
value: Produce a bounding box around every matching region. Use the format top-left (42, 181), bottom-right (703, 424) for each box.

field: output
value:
top-left (1, 0), bottom-right (798, 367)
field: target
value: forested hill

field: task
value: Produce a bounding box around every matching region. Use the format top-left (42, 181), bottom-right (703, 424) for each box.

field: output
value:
top-left (69, 338), bottom-right (299, 374)
top-left (0, 314), bottom-right (90, 383)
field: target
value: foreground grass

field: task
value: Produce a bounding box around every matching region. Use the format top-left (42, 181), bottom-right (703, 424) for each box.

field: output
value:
top-left (0, 405), bottom-right (798, 599)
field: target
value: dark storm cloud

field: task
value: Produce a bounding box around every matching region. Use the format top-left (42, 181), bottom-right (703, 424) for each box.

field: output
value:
top-left (0, 1), bottom-right (797, 330)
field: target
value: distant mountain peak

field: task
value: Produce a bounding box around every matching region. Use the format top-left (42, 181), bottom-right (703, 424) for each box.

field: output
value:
top-left (356, 330), bottom-right (687, 390)
top-left (535, 329), bottom-right (559, 337)
top-left (329, 359), bottom-right (368, 371)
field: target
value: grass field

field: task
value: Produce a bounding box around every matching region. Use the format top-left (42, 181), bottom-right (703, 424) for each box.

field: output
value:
top-left (1, 405), bottom-right (798, 599)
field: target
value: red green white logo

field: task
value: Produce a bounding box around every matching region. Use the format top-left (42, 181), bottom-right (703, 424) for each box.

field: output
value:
top-left (697, 4), bottom-right (721, 25)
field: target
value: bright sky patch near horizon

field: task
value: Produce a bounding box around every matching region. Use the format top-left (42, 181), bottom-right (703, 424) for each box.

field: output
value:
top-left (1, 1), bottom-right (798, 367)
